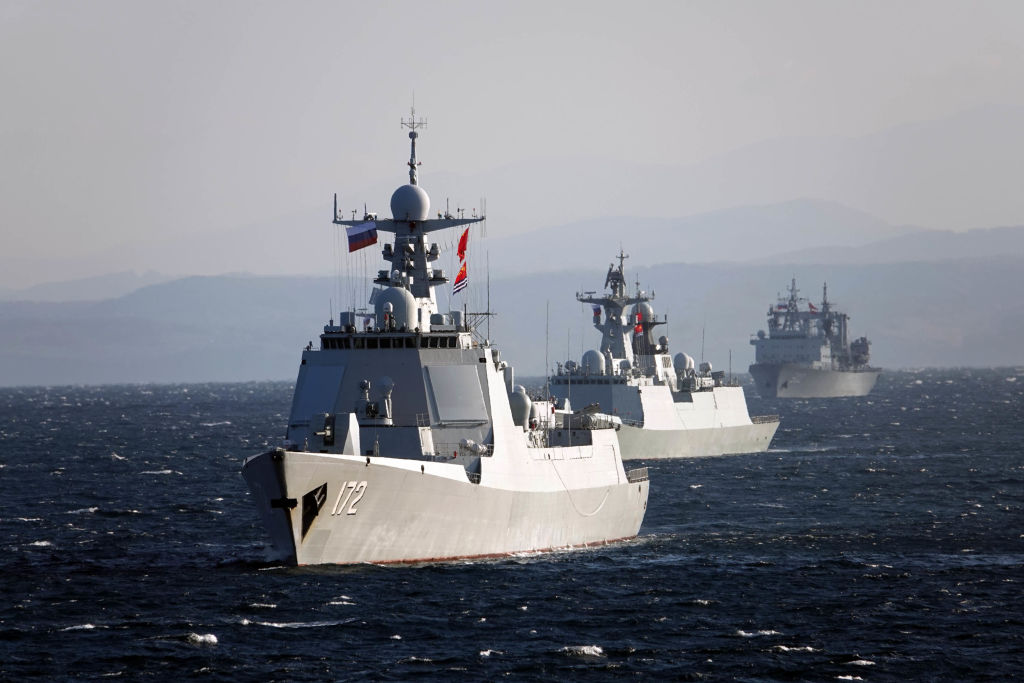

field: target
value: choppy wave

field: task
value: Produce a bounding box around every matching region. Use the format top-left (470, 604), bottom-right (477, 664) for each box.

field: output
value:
top-left (241, 618), bottom-right (357, 629)
top-left (61, 624), bottom-right (103, 632)
top-left (2, 372), bottom-right (1022, 680)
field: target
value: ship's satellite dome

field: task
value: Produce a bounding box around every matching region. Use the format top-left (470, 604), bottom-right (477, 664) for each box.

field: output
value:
top-left (390, 184), bottom-right (430, 221)
top-left (581, 349), bottom-right (605, 375)
top-left (375, 286), bottom-right (417, 330)
top-left (509, 385), bottom-right (531, 428)
top-left (632, 301), bottom-right (655, 323)
top-left (673, 352), bottom-right (695, 373)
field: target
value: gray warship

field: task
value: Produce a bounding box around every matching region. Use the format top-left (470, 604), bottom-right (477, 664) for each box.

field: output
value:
top-left (549, 252), bottom-right (779, 459)
top-left (749, 278), bottom-right (880, 398)
top-left (241, 111), bottom-right (649, 565)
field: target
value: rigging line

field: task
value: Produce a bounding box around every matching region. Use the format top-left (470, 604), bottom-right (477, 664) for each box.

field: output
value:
top-left (549, 460), bottom-right (611, 517)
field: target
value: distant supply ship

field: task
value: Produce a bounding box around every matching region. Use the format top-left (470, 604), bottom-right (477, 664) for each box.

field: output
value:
top-left (749, 278), bottom-right (880, 398)
top-left (241, 111), bottom-right (649, 565)
top-left (548, 252), bottom-right (779, 459)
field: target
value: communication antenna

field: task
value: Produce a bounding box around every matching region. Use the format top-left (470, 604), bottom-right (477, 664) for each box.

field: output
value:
top-left (486, 251), bottom-right (491, 340)
top-left (545, 300), bottom-right (550, 402)
top-left (400, 105), bottom-right (427, 185)
top-left (700, 320), bottom-right (706, 365)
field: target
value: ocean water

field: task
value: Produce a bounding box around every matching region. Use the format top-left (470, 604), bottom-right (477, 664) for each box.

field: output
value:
top-left (1, 368), bottom-right (1022, 681)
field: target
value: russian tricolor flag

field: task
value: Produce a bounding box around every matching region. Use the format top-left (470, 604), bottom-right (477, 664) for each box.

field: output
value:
top-left (346, 222), bottom-right (378, 252)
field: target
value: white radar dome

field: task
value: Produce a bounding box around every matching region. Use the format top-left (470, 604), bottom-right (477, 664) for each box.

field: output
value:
top-left (673, 352), bottom-right (695, 373)
top-left (375, 286), bottom-right (417, 330)
top-left (632, 301), bottom-right (655, 323)
top-left (581, 349), bottom-right (605, 375)
top-left (390, 184), bottom-right (430, 221)
top-left (509, 385), bottom-right (532, 428)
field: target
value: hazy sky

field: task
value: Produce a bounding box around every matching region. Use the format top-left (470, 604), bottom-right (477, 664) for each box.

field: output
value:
top-left (3, 0), bottom-right (1024, 289)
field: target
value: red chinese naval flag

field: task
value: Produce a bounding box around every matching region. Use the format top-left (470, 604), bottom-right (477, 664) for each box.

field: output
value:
top-left (808, 302), bottom-right (818, 312)
top-left (457, 228), bottom-right (469, 262)
top-left (453, 261), bottom-right (468, 294)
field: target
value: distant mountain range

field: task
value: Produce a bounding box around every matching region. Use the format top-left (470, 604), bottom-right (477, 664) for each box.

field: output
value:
top-left (483, 199), bottom-right (924, 275)
top-left (760, 223), bottom-right (1024, 265)
top-left (2, 255), bottom-right (1024, 387)
top-left (5, 104), bottom-right (1024, 290)
top-left (0, 271), bottom-right (176, 303)
top-left (8, 197), bottom-right (1024, 305)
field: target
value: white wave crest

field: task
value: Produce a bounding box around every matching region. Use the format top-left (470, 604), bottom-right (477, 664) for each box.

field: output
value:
top-left (62, 624), bottom-right (99, 631)
top-left (27, 540), bottom-right (52, 547)
top-left (847, 659), bottom-right (875, 666)
top-left (774, 645), bottom-right (816, 652)
top-left (247, 619), bottom-right (353, 629)
top-left (479, 649), bottom-right (503, 657)
top-left (560, 645), bottom-right (605, 658)
top-left (140, 469), bottom-right (177, 475)
top-left (187, 633), bottom-right (218, 645)
top-left (68, 507), bottom-right (98, 514)
top-left (737, 629), bottom-right (782, 637)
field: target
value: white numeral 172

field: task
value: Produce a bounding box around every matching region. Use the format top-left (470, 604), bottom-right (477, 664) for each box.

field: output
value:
top-left (331, 481), bottom-right (367, 516)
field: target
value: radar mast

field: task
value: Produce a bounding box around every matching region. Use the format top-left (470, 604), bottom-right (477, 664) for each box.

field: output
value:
top-left (401, 106), bottom-right (427, 185)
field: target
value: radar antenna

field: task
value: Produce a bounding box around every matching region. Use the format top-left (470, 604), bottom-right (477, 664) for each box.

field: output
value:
top-left (401, 105), bottom-right (428, 185)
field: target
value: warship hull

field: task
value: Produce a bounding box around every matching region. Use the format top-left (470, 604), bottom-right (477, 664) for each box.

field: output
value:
top-left (243, 448), bottom-right (649, 566)
top-left (552, 384), bottom-right (778, 459)
top-left (617, 419), bottom-right (778, 460)
top-left (749, 363), bottom-right (880, 399)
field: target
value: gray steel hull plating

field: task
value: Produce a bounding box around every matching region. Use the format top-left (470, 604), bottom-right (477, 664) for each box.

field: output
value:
top-left (242, 449), bottom-right (649, 565)
top-left (749, 363), bottom-right (880, 398)
top-left (616, 419), bottom-right (779, 460)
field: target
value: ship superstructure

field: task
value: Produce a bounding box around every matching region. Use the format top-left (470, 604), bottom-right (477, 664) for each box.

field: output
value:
top-left (548, 252), bottom-right (778, 459)
top-left (749, 278), bottom-right (880, 398)
top-left (241, 112), bottom-right (649, 565)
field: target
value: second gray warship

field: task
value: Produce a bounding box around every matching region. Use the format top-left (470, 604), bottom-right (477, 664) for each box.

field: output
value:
top-left (241, 111), bottom-right (649, 565)
top-left (749, 278), bottom-right (880, 398)
top-left (549, 252), bottom-right (779, 459)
